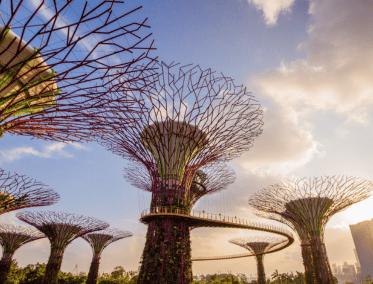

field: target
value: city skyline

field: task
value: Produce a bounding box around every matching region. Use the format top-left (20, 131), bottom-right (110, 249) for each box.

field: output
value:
top-left (1, 0), bottom-right (373, 277)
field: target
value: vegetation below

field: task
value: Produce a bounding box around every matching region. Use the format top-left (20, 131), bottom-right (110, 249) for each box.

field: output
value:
top-left (4, 262), bottom-right (138, 284)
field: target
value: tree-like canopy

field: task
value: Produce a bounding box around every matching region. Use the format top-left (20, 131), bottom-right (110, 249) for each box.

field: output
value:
top-left (98, 62), bottom-right (262, 204)
top-left (0, 224), bottom-right (45, 254)
top-left (229, 236), bottom-right (287, 255)
top-left (82, 228), bottom-right (132, 256)
top-left (0, 168), bottom-right (59, 214)
top-left (16, 211), bottom-right (109, 249)
top-left (248, 176), bottom-right (373, 235)
top-left (0, 0), bottom-right (156, 141)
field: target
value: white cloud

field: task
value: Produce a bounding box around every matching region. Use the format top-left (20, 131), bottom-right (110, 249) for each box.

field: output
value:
top-left (251, 0), bottom-right (373, 124)
top-left (247, 0), bottom-right (296, 25)
top-left (234, 104), bottom-right (322, 177)
top-left (0, 142), bottom-right (88, 163)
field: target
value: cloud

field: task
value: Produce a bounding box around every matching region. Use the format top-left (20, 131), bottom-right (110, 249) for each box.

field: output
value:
top-left (247, 0), bottom-right (296, 25)
top-left (234, 103), bottom-right (322, 177)
top-left (251, 0), bottom-right (373, 124)
top-left (0, 142), bottom-right (88, 163)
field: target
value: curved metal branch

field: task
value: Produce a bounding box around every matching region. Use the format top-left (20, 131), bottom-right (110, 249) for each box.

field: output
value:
top-left (0, 0), bottom-right (156, 141)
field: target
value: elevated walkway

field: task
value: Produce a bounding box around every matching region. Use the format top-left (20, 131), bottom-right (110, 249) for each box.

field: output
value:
top-left (140, 207), bottom-right (294, 261)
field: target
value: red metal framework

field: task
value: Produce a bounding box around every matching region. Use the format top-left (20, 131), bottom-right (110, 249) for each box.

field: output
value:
top-left (82, 228), bottom-right (133, 284)
top-left (99, 62), bottom-right (263, 206)
top-left (248, 176), bottom-right (373, 284)
top-left (0, 224), bottom-right (45, 283)
top-left (123, 161), bottom-right (236, 209)
top-left (16, 211), bottom-right (109, 284)
top-left (0, 168), bottom-right (59, 214)
top-left (0, 0), bottom-right (156, 141)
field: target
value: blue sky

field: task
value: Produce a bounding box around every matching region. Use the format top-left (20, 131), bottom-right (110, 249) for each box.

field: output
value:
top-left (1, 0), bottom-right (373, 277)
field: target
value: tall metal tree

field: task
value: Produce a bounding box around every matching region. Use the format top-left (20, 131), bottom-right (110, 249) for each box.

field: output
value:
top-left (16, 211), bottom-right (109, 284)
top-left (253, 210), bottom-right (315, 284)
top-left (82, 228), bottom-right (133, 284)
top-left (97, 62), bottom-right (263, 284)
top-left (248, 176), bottom-right (373, 284)
top-left (229, 236), bottom-right (287, 284)
top-left (0, 168), bottom-right (59, 214)
top-left (0, 224), bottom-right (44, 284)
top-left (0, 0), bottom-right (155, 141)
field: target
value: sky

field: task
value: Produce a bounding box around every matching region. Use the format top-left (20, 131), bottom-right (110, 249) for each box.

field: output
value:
top-left (1, 0), bottom-right (373, 278)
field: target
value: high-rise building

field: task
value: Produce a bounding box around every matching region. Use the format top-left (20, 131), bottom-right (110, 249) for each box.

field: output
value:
top-left (332, 262), bottom-right (358, 283)
top-left (350, 219), bottom-right (373, 279)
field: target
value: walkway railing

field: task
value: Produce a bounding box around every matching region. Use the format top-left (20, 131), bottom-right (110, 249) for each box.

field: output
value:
top-left (140, 206), bottom-right (293, 237)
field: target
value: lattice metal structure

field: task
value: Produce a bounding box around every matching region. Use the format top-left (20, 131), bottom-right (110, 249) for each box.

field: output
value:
top-left (16, 211), bottom-right (109, 284)
top-left (0, 0), bottom-right (155, 141)
top-left (97, 62), bottom-right (263, 284)
top-left (0, 168), bottom-right (59, 214)
top-left (0, 224), bottom-right (44, 283)
top-left (230, 236), bottom-right (287, 284)
top-left (82, 228), bottom-right (133, 284)
top-left (248, 176), bottom-right (373, 284)
top-left (124, 161), bottom-right (236, 210)
top-left (253, 209), bottom-right (315, 284)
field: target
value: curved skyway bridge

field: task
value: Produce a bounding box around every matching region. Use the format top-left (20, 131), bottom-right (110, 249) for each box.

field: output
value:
top-left (140, 206), bottom-right (294, 261)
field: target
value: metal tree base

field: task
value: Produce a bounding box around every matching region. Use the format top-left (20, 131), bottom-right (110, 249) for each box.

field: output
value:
top-left (138, 217), bottom-right (192, 284)
top-left (255, 254), bottom-right (266, 284)
top-left (310, 235), bottom-right (335, 284)
top-left (301, 239), bottom-right (316, 284)
top-left (43, 248), bottom-right (64, 284)
top-left (86, 255), bottom-right (101, 284)
top-left (0, 252), bottom-right (12, 284)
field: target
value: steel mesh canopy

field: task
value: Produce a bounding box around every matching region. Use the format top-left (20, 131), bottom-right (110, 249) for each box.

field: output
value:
top-left (0, 224), bottom-right (45, 253)
top-left (0, 0), bottom-right (156, 141)
top-left (15, 211), bottom-right (109, 248)
top-left (98, 62), bottom-right (263, 194)
top-left (248, 176), bottom-right (373, 235)
top-left (0, 168), bottom-right (59, 214)
top-left (123, 161), bottom-right (236, 208)
top-left (82, 228), bottom-right (133, 255)
top-left (229, 236), bottom-right (287, 255)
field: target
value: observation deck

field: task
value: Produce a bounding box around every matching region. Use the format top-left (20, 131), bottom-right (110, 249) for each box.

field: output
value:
top-left (140, 206), bottom-right (295, 261)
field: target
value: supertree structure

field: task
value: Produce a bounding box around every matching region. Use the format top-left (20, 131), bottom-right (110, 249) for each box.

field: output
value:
top-left (248, 176), bottom-right (373, 284)
top-left (82, 228), bottom-right (133, 284)
top-left (0, 168), bottom-right (59, 214)
top-left (97, 62), bottom-right (263, 284)
top-left (0, 224), bottom-right (44, 284)
top-left (253, 209), bottom-right (315, 284)
top-left (229, 236), bottom-right (287, 284)
top-left (16, 211), bottom-right (109, 284)
top-left (123, 161), bottom-right (236, 210)
top-left (0, 0), bottom-right (155, 141)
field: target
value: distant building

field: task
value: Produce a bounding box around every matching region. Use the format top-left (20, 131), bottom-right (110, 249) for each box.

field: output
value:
top-left (350, 219), bottom-right (373, 280)
top-left (332, 262), bottom-right (359, 283)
